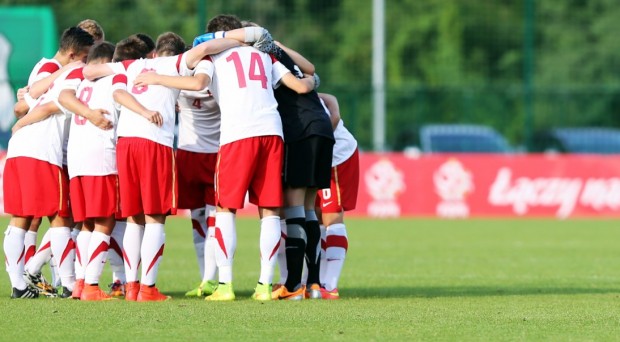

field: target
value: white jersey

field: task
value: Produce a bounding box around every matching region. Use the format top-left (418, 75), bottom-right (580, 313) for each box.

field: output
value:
top-left (320, 99), bottom-right (358, 166)
top-left (203, 46), bottom-right (289, 145)
top-left (27, 57), bottom-right (61, 85)
top-left (7, 67), bottom-right (76, 167)
top-left (62, 68), bottom-right (127, 178)
top-left (23, 58), bottom-right (62, 109)
top-left (110, 54), bottom-right (192, 147)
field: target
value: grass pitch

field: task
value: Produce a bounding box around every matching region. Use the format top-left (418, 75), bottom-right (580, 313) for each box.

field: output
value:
top-left (1, 216), bottom-right (620, 341)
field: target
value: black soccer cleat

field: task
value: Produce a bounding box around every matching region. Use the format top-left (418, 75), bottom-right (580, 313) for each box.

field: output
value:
top-left (11, 286), bottom-right (40, 299)
top-left (58, 286), bottom-right (73, 299)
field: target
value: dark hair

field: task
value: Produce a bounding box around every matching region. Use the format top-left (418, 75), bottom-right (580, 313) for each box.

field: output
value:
top-left (135, 33), bottom-right (155, 54)
top-left (87, 41), bottom-right (115, 63)
top-left (59, 26), bottom-right (94, 54)
top-left (207, 14), bottom-right (242, 32)
top-left (113, 35), bottom-right (148, 62)
top-left (155, 32), bottom-right (185, 57)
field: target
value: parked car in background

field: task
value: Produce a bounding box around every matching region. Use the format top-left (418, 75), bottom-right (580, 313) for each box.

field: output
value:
top-left (419, 124), bottom-right (512, 154)
top-left (533, 127), bottom-right (620, 154)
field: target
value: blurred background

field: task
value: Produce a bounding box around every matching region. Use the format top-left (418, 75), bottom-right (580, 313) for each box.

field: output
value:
top-left (1, 0), bottom-right (619, 153)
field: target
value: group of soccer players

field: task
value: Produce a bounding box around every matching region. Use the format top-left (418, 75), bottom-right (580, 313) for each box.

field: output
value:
top-left (3, 14), bottom-right (359, 302)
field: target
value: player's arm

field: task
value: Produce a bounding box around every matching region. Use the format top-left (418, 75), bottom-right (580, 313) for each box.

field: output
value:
top-left (28, 61), bottom-right (84, 99)
top-left (275, 41), bottom-right (315, 75)
top-left (319, 93), bottom-right (341, 130)
top-left (184, 39), bottom-right (241, 69)
top-left (134, 72), bottom-right (209, 91)
top-left (83, 63), bottom-right (115, 81)
top-left (58, 89), bottom-right (113, 130)
top-left (279, 72), bottom-right (315, 94)
top-left (113, 89), bottom-right (163, 127)
top-left (11, 101), bottom-right (60, 134)
top-left (13, 99), bottom-right (30, 119)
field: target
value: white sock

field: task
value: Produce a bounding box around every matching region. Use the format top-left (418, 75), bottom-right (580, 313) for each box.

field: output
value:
top-left (4, 226), bottom-right (27, 289)
top-left (276, 219), bottom-right (288, 284)
top-left (84, 231), bottom-right (110, 285)
top-left (25, 229), bottom-right (52, 274)
top-left (71, 227), bottom-right (80, 241)
top-left (74, 230), bottom-right (92, 280)
top-left (214, 212), bottom-right (236, 284)
top-left (123, 223), bottom-right (144, 283)
top-left (50, 227), bottom-right (76, 290)
top-left (141, 223), bottom-right (165, 286)
top-left (190, 208), bottom-right (207, 279)
top-left (203, 205), bottom-right (218, 282)
top-left (258, 216), bottom-right (281, 285)
top-left (324, 223), bottom-right (348, 291)
top-left (109, 221), bottom-right (126, 283)
top-left (23, 231), bottom-right (37, 265)
top-left (50, 258), bottom-right (61, 287)
top-left (319, 225), bottom-right (327, 284)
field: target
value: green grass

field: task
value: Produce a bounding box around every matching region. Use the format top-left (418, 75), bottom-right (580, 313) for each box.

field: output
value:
top-left (1, 217), bottom-right (620, 341)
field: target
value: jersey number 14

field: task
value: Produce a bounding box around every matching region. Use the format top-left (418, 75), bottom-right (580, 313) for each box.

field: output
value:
top-left (226, 51), bottom-right (268, 89)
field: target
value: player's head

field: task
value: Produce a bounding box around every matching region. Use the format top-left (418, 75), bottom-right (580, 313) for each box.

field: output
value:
top-left (135, 33), bottom-right (156, 58)
top-left (207, 14), bottom-right (242, 32)
top-left (77, 19), bottom-right (105, 43)
top-left (59, 26), bottom-right (95, 63)
top-left (155, 32), bottom-right (185, 57)
top-left (241, 20), bottom-right (259, 28)
top-left (113, 35), bottom-right (149, 62)
top-left (87, 41), bottom-right (115, 64)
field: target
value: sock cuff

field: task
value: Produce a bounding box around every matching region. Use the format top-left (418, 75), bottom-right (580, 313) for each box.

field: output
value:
top-left (5, 226), bottom-right (26, 237)
top-left (50, 226), bottom-right (71, 234)
top-left (25, 230), bottom-right (37, 237)
top-left (327, 223), bottom-right (347, 236)
top-left (304, 210), bottom-right (318, 222)
top-left (261, 215), bottom-right (280, 223)
top-left (284, 206), bottom-right (305, 219)
top-left (126, 222), bottom-right (144, 230)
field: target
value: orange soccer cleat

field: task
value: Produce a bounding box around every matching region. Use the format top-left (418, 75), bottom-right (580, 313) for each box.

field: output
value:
top-left (71, 279), bottom-right (85, 300)
top-left (124, 281), bottom-right (140, 301)
top-left (81, 284), bottom-right (115, 301)
top-left (136, 284), bottom-right (171, 302)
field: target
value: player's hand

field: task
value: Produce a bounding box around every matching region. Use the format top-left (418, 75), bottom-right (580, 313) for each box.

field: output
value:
top-left (134, 72), bottom-right (160, 87)
top-left (16, 86), bottom-right (29, 101)
top-left (142, 110), bottom-right (163, 127)
top-left (253, 29), bottom-right (281, 58)
top-left (87, 109), bottom-right (113, 130)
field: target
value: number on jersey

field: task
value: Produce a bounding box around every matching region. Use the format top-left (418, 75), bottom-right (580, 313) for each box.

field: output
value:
top-left (74, 86), bottom-right (93, 125)
top-left (226, 51), bottom-right (268, 89)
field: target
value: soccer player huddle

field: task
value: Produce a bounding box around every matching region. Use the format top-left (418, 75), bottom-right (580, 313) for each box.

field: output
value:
top-left (3, 15), bottom-right (359, 302)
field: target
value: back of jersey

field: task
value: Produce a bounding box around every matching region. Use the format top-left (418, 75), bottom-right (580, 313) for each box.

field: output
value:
top-left (115, 55), bottom-right (190, 147)
top-left (207, 46), bottom-right (287, 146)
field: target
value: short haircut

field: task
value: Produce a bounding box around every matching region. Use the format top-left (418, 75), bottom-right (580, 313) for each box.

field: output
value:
top-left (113, 35), bottom-right (149, 62)
top-left (241, 20), bottom-right (259, 28)
top-left (87, 41), bottom-right (115, 63)
top-left (59, 26), bottom-right (95, 54)
top-left (155, 32), bottom-right (185, 57)
top-left (135, 33), bottom-right (155, 53)
top-left (207, 14), bottom-right (242, 32)
top-left (77, 19), bottom-right (105, 41)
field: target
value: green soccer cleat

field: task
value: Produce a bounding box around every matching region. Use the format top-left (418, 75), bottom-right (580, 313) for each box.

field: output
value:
top-left (251, 283), bottom-right (272, 301)
top-left (205, 282), bottom-right (235, 301)
top-left (185, 280), bottom-right (218, 297)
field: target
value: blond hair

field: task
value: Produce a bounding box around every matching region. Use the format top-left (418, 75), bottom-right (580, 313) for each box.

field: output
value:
top-left (77, 19), bottom-right (105, 42)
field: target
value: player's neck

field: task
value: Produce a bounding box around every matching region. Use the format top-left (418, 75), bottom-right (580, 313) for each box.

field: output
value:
top-left (53, 52), bottom-right (71, 66)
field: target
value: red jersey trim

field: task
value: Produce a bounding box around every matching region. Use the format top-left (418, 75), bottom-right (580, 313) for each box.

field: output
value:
top-left (37, 62), bottom-right (61, 75)
top-left (66, 67), bottom-right (84, 81)
top-left (176, 54), bottom-right (183, 74)
top-left (112, 74), bottom-right (128, 85)
top-left (121, 60), bottom-right (136, 71)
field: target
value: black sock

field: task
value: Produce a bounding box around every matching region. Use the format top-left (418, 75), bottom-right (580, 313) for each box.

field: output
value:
top-left (284, 217), bottom-right (306, 292)
top-left (304, 219), bottom-right (321, 285)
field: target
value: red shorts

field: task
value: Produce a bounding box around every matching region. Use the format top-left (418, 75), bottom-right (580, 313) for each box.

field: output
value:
top-left (216, 136), bottom-right (283, 209)
top-left (177, 149), bottom-right (216, 209)
top-left (316, 149), bottom-right (359, 213)
top-left (3, 157), bottom-right (70, 218)
top-left (70, 175), bottom-right (119, 222)
top-left (117, 137), bottom-right (177, 217)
